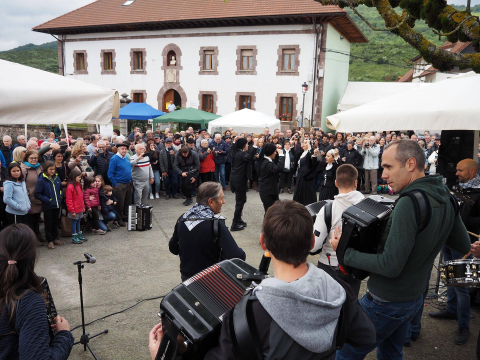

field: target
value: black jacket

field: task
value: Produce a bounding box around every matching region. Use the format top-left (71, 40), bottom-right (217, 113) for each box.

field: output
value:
top-left (159, 147), bottom-right (176, 173)
top-left (258, 156), bottom-right (285, 195)
top-left (458, 187), bottom-right (480, 243)
top-left (230, 146), bottom-right (257, 183)
top-left (169, 219), bottom-right (246, 280)
top-left (173, 151), bottom-right (200, 178)
top-left (88, 151), bottom-right (114, 179)
top-left (343, 148), bottom-right (363, 168)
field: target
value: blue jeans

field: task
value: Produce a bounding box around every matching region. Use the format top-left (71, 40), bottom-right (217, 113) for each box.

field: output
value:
top-left (443, 245), bottom-right (471, 329)
top-left (102, 211), bottom-right (117, 225)
top-left (336, 294), bottom-right (423, 360)
top-left (215, 163), bottom-right (226, 188)
top-left (71, 218), bottom-right (81, 235)
top-left (150, 169), bottom-right (161, 195)
top-left (164, 169), bottom-right (178, 196)
top-left (406, 270), bottom-right (431, 343)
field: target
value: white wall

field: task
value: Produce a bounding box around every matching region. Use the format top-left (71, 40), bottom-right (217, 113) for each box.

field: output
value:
top-left (63, 25), bottom-right (319, 121)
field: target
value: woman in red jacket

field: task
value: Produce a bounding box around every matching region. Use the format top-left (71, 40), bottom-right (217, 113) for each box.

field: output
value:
top-left (198, 139), bottom-right (216, 184)
top-left (65, 169), bottom-right (86, 244)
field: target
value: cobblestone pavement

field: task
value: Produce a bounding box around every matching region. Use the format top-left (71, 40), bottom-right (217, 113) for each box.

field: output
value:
top-left (35, 190), bottom-right (479, 359)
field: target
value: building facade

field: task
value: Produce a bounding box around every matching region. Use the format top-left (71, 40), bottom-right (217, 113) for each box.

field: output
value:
top-left (34, 0), bottom-right (367, 131)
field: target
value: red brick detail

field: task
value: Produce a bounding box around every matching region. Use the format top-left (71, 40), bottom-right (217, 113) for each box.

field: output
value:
top-left (130, 48), bottom-right (147, 74)
top-left (131, 90), bottom-right (147, 103)
top-left (100, 49), bottom-right (116, 75)
top-left (198, 91), bottom-right (218, 114)
top-left (276, 45), bottom-right (300, 76)
top-left (199, 46), bottom-right (219, 75)
top-left (314, 25), bottom-right (328, 128)
top-left (157, 85), bottom-right (187, 110)
top-left (73, 50), bottom-right (88, 75)
top-left (275, 93), bottom-right (298, 121)
top-left (235, 92), bottom-right (256, 111)
top-left (57, 40), bottom-right (63, 75)
top-left (236, 45), bottom-right (257, 75)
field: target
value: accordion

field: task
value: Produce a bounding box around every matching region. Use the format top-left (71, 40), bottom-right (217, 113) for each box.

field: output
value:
top-left (305, 200), bottom-right (331, 222)
top-left (127, 205), bottom-right (153, 231)
top-left (39, 277), bottom-right (58, 343)
top-left (158, 259), bottom-right (260, 359)
top-left (336, 197), bottom-right (393, 280)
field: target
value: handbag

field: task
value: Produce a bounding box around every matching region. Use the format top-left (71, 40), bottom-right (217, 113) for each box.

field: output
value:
top-left (60, 216), bottom-right (72, 237)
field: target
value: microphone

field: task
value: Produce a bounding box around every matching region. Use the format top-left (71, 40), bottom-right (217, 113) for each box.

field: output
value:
top-left (84, 253), bottom-right (96, 264)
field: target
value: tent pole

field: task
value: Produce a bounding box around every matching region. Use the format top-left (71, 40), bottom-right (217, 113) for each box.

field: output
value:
top-left (474, 131), bottom-right (479, 160)
top-left (64, 124), bottom-right (69, 145)
top-left (24, 124), bottom-right (27, 139)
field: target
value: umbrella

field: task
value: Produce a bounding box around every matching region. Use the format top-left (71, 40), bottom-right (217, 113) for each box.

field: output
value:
top-left (119, 102), bottom-right (165, 120)
top-left (208, 108), bottom-right (280, 134)
top-left (326, 72), bottom-right (480, 132)
top-left (0, 60), bottom-right (119, 125)
top-left (153, 107), bottom-right (220, 129)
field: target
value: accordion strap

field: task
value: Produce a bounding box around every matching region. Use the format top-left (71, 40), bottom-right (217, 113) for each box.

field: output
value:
top-left (335, 219), bottom-right (356, 276)
top-left (231, 289), bottom-right (262, 360)
top-left (155, 318), bottom-right (180, 360)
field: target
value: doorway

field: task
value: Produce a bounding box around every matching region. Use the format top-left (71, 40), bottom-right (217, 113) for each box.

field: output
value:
top-left (163, 89), bottom-right (182, 112)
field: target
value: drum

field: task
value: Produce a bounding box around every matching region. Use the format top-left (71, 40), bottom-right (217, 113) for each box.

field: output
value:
top-left (439, 259), bottom-right (480, 287)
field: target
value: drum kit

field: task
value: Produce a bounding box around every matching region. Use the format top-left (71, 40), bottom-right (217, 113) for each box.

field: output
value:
top-left (439, 231), bottom-right (480, 288)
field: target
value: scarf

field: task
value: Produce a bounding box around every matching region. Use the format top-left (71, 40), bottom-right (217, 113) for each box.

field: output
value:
top-left (181, 203), bottom-right (224, 230)
top-left (459, 176), bottom-right (480, 189)
top-left (23, 161), bottom-right (40, 169)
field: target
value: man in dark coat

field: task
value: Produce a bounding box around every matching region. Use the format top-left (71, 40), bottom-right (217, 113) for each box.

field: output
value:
top-left (88, 140), bottom-right (114, 185)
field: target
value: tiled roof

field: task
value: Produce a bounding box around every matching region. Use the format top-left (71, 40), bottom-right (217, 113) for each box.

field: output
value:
top-left (33, 0), bottom-right (367, 43)
top-left (396, 68), bottom-right (413, 82)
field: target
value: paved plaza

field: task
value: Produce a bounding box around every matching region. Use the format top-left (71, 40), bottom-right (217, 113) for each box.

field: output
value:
top-left (35, 190), bottom-right (479, 360)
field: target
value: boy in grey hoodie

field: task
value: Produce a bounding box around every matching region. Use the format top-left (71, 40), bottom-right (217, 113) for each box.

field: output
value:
top-left (312, 164), bottom-right (364, 295)
top-left (130, 143), bottom-right (154, 206)
top-left (148, 200), bottom-right (376, 360)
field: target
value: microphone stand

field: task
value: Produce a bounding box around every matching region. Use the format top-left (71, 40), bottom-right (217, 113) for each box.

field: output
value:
top-left (73, 258), bottom-right (108, 360)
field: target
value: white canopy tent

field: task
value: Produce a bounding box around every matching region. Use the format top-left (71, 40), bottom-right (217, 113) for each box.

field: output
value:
top-left (337, 82), bottom-right (430, 112)
top-left (327, 72), bottom-right (480, 133)
top-left (0, 60), bottom-right (119, 139)
top-left (208, 108), bottom-right (281, 135)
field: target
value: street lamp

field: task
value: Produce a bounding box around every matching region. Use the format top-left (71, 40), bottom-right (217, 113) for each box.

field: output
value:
top-left (301, 82), bottom-right (308, 128)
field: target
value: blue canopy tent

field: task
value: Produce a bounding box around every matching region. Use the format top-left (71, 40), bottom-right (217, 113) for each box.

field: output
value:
top-left (119, 102), bottom-right (165, 120)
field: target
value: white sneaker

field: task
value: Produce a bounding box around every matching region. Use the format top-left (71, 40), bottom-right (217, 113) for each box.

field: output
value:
top-left (149, 194), bottom-right (154, 200)
top-left (155, 193), bottom-right (160, 199)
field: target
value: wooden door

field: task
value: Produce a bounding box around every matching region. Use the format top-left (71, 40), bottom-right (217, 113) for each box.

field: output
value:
top-left (164, 89), bottom-right (174, 112)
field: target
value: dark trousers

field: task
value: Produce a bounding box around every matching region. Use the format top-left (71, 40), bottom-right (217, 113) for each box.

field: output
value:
top-left (113, 182), bottom-right (133, 221)
top-left (164, 169), bottom-right (178, 196)
top-left (200, 172), bottom-right (214, 185)
top-left (317, 262), bottom-right (361, 297)
top-left (87, 208), bottom-right (101, 230)
top-left (230, 180), bottom-right (247, 224)
top-left (260, 192), bottom-right (279, 213)
top-left (0, 207), bottom-right (9, 231)
top-left (279, 171), bottom-right (293, 190)
top-left (27, 212), bottom-right (41, 236)
top-left (44, 208), bottom-right (60, 242)
top-left (225, 163), bottom-right (231, 184)
top-left (179, 175), bottom-right (194, 199)
top-left (6, 213), bottom-right (28, 225)
top-left (357, 169), bottom-right (365, 191)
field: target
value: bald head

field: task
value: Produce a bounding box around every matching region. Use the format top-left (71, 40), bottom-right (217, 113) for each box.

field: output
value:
top-left (456, 159), bottom-right (478, 183)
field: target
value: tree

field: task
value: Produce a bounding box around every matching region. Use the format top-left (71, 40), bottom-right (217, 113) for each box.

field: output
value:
top-left (315, 0), bottom-right (480, 72)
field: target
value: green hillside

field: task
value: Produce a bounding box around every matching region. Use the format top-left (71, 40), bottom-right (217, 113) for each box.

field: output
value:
top-left (0, 41), bottom-right (59, 73)
top-left (347, 4), bottom-right (480, 81)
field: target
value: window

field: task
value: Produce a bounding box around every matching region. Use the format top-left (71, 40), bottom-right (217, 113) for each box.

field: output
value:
top-left (281, 97), bottom-right (293, 120)
top-left (133, 93), bottom-right (144, 103)
top-left (241, 49), bottom-right (253, 70)
top-left (76, 53), bottom-right (85, 71)
top-left (204, 50), bottom-right (214, 70)
top-left (123, 0), bottom-right (135, 5)
top-left (103, 52), bottom-right (113, 70)
top-left (240, 96), bottom-right (251, 109)
top-left (202, 95), bottom-right (213, 112)
top-left (282, 49), bottom-right (295, 71)
top-left (133, 51), bottom-right (143, 70)
top-left (167, 50), bottom-right (177, 66)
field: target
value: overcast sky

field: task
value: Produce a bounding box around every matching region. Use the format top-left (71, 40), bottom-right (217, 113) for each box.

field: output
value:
top-left (1, 0), bottom-right (479, 51)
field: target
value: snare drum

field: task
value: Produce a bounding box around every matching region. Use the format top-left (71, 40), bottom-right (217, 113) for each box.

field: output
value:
top-left (439, 259), bottom-right (480, 287)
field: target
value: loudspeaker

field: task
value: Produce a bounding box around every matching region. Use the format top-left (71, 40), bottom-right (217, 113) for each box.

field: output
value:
top-left (437, 130), bottom-right (475, 188)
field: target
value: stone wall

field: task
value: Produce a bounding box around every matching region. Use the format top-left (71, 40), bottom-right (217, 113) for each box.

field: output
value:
top-left (0, 125), bottom-right (89, 142)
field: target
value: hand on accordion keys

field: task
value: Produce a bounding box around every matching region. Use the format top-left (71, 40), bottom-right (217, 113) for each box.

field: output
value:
top-left (50, 315), bottom-right (70, 333)
top-left (329, 227), bottom-right (342, 252)
top-left (149, 323), bottom-right (188, 360)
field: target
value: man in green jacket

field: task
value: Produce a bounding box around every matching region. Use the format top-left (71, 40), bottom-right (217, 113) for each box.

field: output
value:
top-left (332, 139), bottom-right (471, 360)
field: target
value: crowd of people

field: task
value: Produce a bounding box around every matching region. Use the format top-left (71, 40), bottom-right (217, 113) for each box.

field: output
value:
top-left (1, 125), bottom-right (480, 360)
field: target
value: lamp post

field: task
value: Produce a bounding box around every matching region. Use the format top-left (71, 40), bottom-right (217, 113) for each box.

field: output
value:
top-left (301, 82), bottom-right (308, 128)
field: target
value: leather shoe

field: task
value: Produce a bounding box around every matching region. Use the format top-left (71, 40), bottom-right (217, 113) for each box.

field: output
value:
top-left (239, 220), bottom-right (247, 227)
top-left (428, 309), bottom-right (458, 320)
top-left (230, 223), bottom-right (244, 232)
top-left (455, 327), bottom-right (469, 345)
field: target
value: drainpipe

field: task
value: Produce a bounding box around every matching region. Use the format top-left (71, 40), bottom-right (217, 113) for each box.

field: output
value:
top-left (51, 34), bottom-right (65, 76)
top-left (311, 19), bottom-right (323, 128)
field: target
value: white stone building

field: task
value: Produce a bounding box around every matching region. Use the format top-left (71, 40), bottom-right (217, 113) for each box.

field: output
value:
top-left (34, 0), bottom-right (367, 130)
